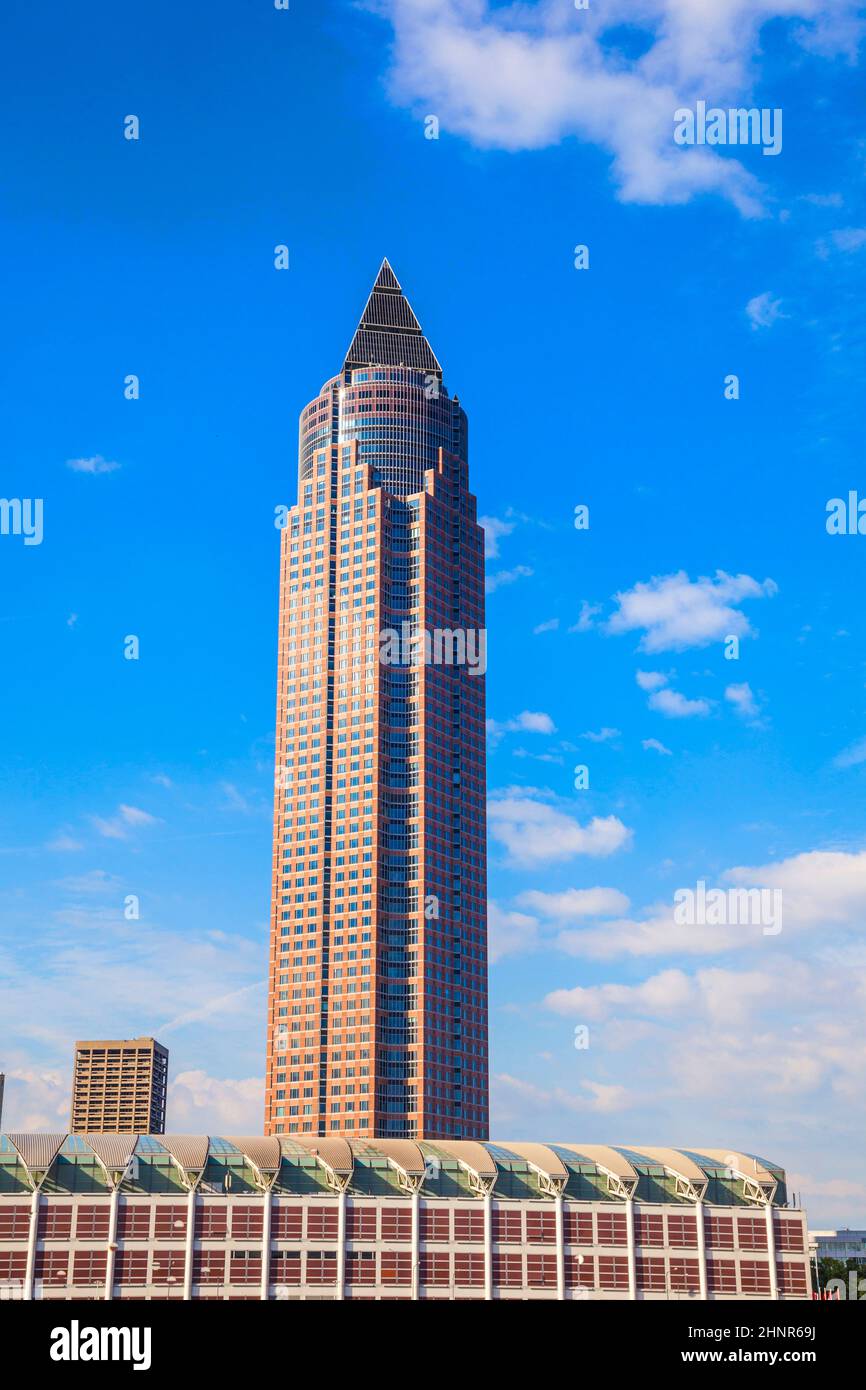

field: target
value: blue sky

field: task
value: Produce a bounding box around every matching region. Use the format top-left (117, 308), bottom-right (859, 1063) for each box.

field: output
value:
top-left (1, 0), bottom-right (865, 1224)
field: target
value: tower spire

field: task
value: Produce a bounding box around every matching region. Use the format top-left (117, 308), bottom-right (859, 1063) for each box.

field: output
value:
top-left (343, 259), bottom-right (442, 376)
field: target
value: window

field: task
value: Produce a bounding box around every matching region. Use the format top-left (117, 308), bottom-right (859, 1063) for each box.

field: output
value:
top-left (526, 1253), bottom-right (557, 1288)
top-left (669, 1257), bottom-right (701, 1292)
top-left (777, 1262), bottom-right (808, 1296)
top-left (306, 1251), bottom-right (338, 1285)
top-left (564, 1210), bottom-right (593, 1245)
top-left (707, 1258), bottom-right (737, 1293)
top-left (72, 1250), bottom-right (108, 1286)
top-left (596, 1211), bottom-right (628, 1247)
top-left (75, 1205), bottom-right (111, 1240)
top-left (598, 1255), bottom-right (629, 1290)
top-left (35, 1250), bottom-right (69, 1285)
top-left (270, 1250), bottom-right (301, 1286)
top-left (421, 1208), bottom-right (450, 1242)
top-left (381, 1250), bottom-right (412, 1285)
top-left (737, 1217), bottom-right (768, 1251)
top-left (635, 1212), bottom-right (664, 1247)
top-left (740, 1260), bottom-right (772, 1295)
top-left (0, 1250), bottom-right (26, 1282)
top-left (228, 1250), bottom-right (262, 1285)
top-left (420, 1251), bottom-right (451, 1286)
top-left (37, 1205), bottom-right (72, 1240)
top-left (454, 1252), bottom-right (484, 1286)
top-left (151, 1250), bottom-right (185, 1285)
top-left (492, 1253), bottom-right (523, 1288)
top-left (565, 1254), bottom-right (595, 1289)
top-left (154, 1205), bottom-right (187, 1240)
top-left (116, 1250), bottom-right (149, 1286)
top-left (345, 1250), bottom-right (376, 1285)
top-left (272, 1206), bottom-right (303, 1241)
top-left (774, 1217), bottom-right (804, 1253)
top-left (525, 1210), bottom-right (556, 1244)
top-left (306, 1205), bottom-right (339, 1241)
top-left (0, 1206), bottom-right (30, 1240)
top-left (346, 1206), bottom-right (377, 1240)
top-left (117, 1206), bottom-right (151, 1241)
top-left (667, 1213), bottom-right (698, 1248)
top-left (492, 1209), bottom-right (522, 1244)
top-left (704, 1214), bottom-right (734, 1250)
top-left (231, 1207), bottom-right (264, 1240)
top-left (193, 1250), bottom-right (226, 1285)
top-left (380, 1207), bottom-right (411, 1242)
top-left (454, 1208), bottom-right (484, 1243)
top-left (636, 1256), bottom-right (667, 1291)
top-left (195, 1206), bottom-right (228, 1240)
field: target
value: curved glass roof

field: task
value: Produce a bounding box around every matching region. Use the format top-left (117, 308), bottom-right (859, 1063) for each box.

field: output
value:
top-left (0, 1136), bottom-right (787, 1205)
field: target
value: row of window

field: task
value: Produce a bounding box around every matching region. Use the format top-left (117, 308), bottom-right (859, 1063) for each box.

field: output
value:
top-left (0, 1204), bottom-right (805, 1254)
top-left (1, 1249), bottom-right (806, 1296)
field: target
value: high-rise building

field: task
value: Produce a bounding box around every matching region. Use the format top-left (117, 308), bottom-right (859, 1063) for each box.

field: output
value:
top-left (70, 1037), bottom-right (169, 1134)
top-left (265, 260), bottom-right (488, 1141)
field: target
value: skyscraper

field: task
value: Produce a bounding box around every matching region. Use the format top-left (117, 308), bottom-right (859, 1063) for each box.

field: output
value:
top-left (70, 1037), bottom-right (169, 1134)
top-left (265, 260), bottom-right (488, 1141)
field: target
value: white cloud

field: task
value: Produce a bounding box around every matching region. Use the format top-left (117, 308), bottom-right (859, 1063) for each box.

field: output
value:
top-left (533, 617), bottom-right (559, 634)
top-left (579, 727), bottom-right (620, 744)
top-left (516, 886), bottom-right (630, 919)
top-left (543, 847), bottom-right (866, 961)
top-left (363, 0), bottom-right (862, 214)
top-left (824, 226), bottom-right (866, 253)
top-left (642, 737), bottom-right (672, 755)
top-left (492, 1072), bottom-right (631, 1126)
top-left (725, 681), bottom-right (762, 721)
top-left (545, 968), bottom-right (694, 1020)
top-left (45, 832), bottom-right (84, 851)
top-left (168, 1070), bottom-right (264, 1132)
top-left (488, 791), bottom-right (632, 866)
top-left (0, 1067), bottom-right (68, 1131)
top-left (488, 901), bottom-right (539, 963)
top-left (66, 454), bottom-right (120, 474)
top-left (488, 710), bottom-right (556, 745)
top-left (636, 669), bottom-right (668, 691)
top-left (486, 563), bottom-right (533, 594)
top-left (479, 513), bottom-right (515, 559)
top-left (648, 686), bottom-right (711, 718)
top-left (568, 600), bottom-right (601, 633)
top-left (90, 803), bottom-right (161, 839)
top-left (608, 570), bottom-right (777, 652)
top-left (746, 291), bottom-right (787, 329)
top-left (55, 869), bottom-right (121, 895)
top-left (834, 736), bottom-right (866, 768)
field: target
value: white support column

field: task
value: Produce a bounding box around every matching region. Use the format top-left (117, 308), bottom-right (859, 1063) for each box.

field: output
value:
top-left (765, 1204), bottom-right (779, 1301)
top-left (23, 1187), bottom-right (40, 1301)
top-left (555, 1193), bottom-right (565, 1301)
top-left (696, 1200), bottom-right (708, 1301)
top-left (625, 1197), bottom-right (637, 1301)
top-left (410, 1189), bottom-right (420, 1301)
top-left (483, 1192), bottom-right (493, 1301)
top-left (183, 1187), bottom-right (197, 1301)
top-left (260, 1187), bottom-right (272, 1302)
top-left (336, 1190), bottom-right (346, 1302)
top-left (104, 1188), bottom-right (120, 1301)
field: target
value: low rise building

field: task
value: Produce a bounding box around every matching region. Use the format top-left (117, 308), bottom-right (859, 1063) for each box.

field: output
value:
top-left (0, 1135), bottom-right (811, 1300)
